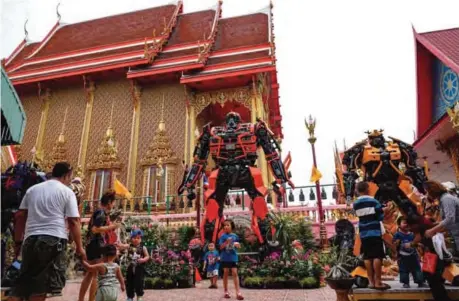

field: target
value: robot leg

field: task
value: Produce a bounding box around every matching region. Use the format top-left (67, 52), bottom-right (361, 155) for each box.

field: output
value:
top-left (251, 196), bottom-right (270, 244)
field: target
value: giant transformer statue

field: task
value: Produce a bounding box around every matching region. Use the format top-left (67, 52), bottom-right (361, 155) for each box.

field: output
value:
top-left (178, 112), bottom-right (294, 245)
top-left (339, 130), bottom-right (459, 285)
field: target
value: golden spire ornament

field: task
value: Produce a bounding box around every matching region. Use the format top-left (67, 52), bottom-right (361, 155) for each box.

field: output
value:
top-left (44, 107), bottom-right (69, 171)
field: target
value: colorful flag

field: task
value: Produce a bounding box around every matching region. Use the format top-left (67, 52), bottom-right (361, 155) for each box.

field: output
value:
top-left (310, 165), bottom-right (322, 183)
top-left (114, 179), bottom-right (132, 199)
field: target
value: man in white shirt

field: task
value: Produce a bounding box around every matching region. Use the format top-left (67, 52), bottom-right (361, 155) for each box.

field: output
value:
top-left (9, 162), bottom-right (86, 301)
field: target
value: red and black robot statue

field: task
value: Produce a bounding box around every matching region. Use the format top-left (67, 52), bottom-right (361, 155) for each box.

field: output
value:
top-left (178, 112), bottom-right (294, 246)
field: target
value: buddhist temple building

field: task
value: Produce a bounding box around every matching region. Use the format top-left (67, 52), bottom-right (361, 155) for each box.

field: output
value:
top-left (2, 1), bottom-right (283, 205)
top-left (412, 27), bottom-right (459, 183)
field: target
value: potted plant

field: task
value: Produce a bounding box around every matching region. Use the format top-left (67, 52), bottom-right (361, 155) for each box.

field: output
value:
top-left (164, 278), bottom-right (175, 289)
top-left (300, 276), bottom-right (319, 289)
top-left (325, 247), bottom-right (355, 301)
top-left (243, 276), bottom-right (264, 289)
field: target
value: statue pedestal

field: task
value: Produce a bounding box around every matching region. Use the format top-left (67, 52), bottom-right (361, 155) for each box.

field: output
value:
top-left (325, 278), bottom-right (354, 301)
top-left (334, 289), bottom-right (351, 301)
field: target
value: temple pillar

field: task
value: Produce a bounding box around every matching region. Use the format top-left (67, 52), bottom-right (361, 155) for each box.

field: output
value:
top-left (78, 79), bottom-right (96, 173)
top-left (189, 106), bottom-right (196, 165)
top-left (34, 87), bottom-right (51, 164)
top-left (127, 81), bottom-right (142, 194)
top-left (252, 80), bottom-right (269, 190)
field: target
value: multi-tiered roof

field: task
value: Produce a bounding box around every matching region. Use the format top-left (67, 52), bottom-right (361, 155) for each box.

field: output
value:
top-left (3, 1), bottom-right (282, 137)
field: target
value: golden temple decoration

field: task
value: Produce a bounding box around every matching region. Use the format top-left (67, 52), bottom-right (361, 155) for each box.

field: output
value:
top-left (191, 86), bottom-right (252, 116)
top-left (127, 80), bottom-right (142, 193)
top-left (87, 102), bottom-right (123, 171)
top-left (446, 101), bottom-right (459, 133)
top-left (436, 135), bottom-right (459, 183)
top-left (78, 78), bottom-right (95, 172)
top-left (44, 107), bottom-right (69, 172)
top-left (34, 86), bottom-right (52, 166)
top-left (140, 94), bottom-right (179, 166)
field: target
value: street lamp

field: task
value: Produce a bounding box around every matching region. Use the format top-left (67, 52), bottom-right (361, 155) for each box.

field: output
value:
top-left (305, 115), bottom-right (329, 250)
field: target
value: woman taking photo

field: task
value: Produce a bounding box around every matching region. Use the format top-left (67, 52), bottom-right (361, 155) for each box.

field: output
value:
top-left (422, 180), bottom-right (459, 301)
top-left (78, 190), bottom-right (120, 301)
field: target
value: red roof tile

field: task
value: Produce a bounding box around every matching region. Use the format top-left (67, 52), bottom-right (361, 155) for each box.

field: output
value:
top-left (213, 13), bottom-right (269, 51)
top-left (167, 10), bottom-right (215, 46)
top-left (33, 5), bottom-right (177, 58)
top-left (419, 27), bottom-right (459, 70)
top-left (12, 45), bottom-right (144, 73)
top-left (207, 50), bottom-right (269, 66)
top-left (6, 42), bottom-right (39, 68)
top-left (157, 48), bottom-right (198, 60)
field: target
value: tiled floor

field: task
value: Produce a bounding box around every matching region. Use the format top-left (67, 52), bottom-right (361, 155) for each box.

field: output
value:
top-left (56, 279), bottom-right (336, 301)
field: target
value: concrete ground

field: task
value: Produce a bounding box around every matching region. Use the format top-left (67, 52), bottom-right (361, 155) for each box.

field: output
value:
top-left (54, 279), bottom-right (336, 301)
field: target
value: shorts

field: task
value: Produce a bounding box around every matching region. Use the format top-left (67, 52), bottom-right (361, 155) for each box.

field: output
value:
top-left (86, 240), bottom-right (104, 261)
top-left (220, 262), bottom-right (238, 269)
top-left (11, 235), bottom-right (67, 299)
top-left (361, 236), bottom-right (385, 260)
top-left (207, 269), bottom-right (219, 278)
top-left (96, 286), bottom-right (118, 301)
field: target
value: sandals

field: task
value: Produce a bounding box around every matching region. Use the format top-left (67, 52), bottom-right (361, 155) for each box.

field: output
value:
top-left (373, 283), bottom-right (391, 290)
top-left (224, 292), bottom-right (231, 299)
top-left (236, 294), bottom-right (244, 300)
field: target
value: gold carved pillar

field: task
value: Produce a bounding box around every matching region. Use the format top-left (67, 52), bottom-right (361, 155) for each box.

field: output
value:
top-left (78, 78), bottom-right (96, 173)
top-left (127, 81), bottom-right (142, 194)
top-left (34, 86), bottom-right (51, 165)
top-left (189, 105), bottom-right (196, 165)
top-left (252, 79), bottom-right (269, 188)
top-left (140, 95), bottom-right (179, 211)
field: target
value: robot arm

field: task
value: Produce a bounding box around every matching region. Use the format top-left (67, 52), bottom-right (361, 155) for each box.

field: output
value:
top-left (395, 139), bottom-right (428, 194)
top-left (255, 119), bottom-right (294, 189)
top-left (341, 144), bottom-right (364, 202)
top-left (177, 123), bottom-right (212, 199)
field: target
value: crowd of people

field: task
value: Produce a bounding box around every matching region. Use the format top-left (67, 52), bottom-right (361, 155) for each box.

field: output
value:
top-left (5, 160), bottom-right (459, 301)
top-left (7, 161), bottom-right (246, 301)
top-left (353, 180), bottom-right (459, 301)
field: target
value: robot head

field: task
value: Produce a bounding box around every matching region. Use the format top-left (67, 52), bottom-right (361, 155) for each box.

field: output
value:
top-left (366, 129), bottom-right (385, 148)
top-left (225, 112), bottom-right (241, 130)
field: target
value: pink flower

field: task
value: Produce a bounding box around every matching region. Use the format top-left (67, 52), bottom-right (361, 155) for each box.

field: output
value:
top-left (324, 265), bottom-right (331, 273)
top-left (179, 260), bottom-right (185, 264)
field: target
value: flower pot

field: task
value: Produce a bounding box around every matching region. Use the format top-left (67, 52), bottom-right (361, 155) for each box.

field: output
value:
top-left (325, 278), bottom-right (354, 301)
top-left (325, 278), bottom-right (354, 290)
top-left (177, 279), bottom-right (192, 288)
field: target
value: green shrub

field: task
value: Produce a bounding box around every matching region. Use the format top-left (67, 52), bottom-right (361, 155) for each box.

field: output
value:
top-left (300, 277), bottom-right (318, 288)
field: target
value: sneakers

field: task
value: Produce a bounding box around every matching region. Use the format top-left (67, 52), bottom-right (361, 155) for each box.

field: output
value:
top-left (402, 283), bottom-right (410, 288)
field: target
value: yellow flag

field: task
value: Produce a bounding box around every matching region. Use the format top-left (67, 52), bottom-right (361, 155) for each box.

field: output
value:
top-left (114, 179), bottom-right (132, 199)
top-left (310, 165), bottom-right (322, 183)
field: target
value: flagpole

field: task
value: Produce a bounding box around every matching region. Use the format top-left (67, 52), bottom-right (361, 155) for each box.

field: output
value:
top-left (305, 115), bottom-right (329, 251)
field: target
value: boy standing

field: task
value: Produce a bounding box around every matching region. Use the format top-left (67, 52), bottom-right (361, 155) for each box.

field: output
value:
top-left (203, 243), bottom-right (220, 288)
top-left (353, 181), bottom-right (390, 290)
top-left (393, 217), bottom-right (424, 288)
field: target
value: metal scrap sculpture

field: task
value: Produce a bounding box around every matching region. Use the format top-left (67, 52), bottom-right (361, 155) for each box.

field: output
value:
top-left (178, 112), bottom-right (294, 247)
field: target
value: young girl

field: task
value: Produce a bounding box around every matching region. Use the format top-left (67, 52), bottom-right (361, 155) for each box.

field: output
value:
top-left (82, 244), bottom-right (125, 301)
top-left (218, 220), bottom-right (243, 300)
top-left (118, 229), bottom-right (150, 301)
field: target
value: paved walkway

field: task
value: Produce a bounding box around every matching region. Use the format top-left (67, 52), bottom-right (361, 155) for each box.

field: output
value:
top-left (57, 279), bottom-right (335, 301)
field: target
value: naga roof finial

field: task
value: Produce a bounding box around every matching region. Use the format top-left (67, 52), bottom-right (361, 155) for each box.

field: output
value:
top-left (24, 19), bottom-right (29, 41)
top-left (56, 2), bottom-right (62, 22)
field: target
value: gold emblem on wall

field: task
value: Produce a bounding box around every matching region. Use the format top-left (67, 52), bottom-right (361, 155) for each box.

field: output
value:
top-left (190, 86), bottom-right (252, 116)
top-left (87, 102), bottom-right (123, 171)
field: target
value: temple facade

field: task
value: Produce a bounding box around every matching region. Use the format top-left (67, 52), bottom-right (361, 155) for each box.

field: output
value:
top-left (413, 27), bottom-right (459, 183)
top-left (2, 1), bottom-right (283, 207)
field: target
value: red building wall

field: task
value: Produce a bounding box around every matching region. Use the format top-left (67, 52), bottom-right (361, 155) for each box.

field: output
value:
top-left (416, 42), bottom-right (435, 136)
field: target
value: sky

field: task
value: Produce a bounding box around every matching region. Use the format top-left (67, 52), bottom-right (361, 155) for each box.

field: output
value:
top-left (1, 0), bottom-right (459, 199)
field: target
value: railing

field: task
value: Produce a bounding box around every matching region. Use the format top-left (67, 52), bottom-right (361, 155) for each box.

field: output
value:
top-left (79, 184), bottom-right (356, 237)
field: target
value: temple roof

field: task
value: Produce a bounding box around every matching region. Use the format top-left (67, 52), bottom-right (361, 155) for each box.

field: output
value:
top-left (415, 27), bottom-right (459, 73)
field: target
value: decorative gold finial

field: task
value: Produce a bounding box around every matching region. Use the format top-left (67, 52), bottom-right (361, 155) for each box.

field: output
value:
top-left (305, 115), bottom-right (316, 143)
top-left (56, 2), bottom-right (62, 22)
top-left (106, 101), bottom-right (115, 138)
top-left (140, 95), bottom-right (178, 167)
top-left (44, 107), bottom-right (69, 172)
top-left (87, 104), bottom-right (122, 171)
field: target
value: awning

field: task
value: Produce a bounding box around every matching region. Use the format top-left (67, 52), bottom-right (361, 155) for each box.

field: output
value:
top-left (1, 67), bottom-right (26, 145)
